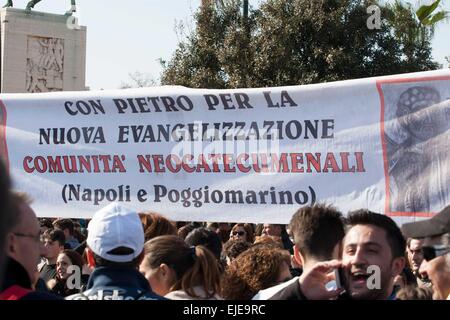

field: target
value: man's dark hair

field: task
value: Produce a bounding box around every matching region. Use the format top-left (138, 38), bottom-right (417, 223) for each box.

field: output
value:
top-left (53, 218), bottom-right (75, 235)
top-left (42, 229), bottom-right (66, 247)
top-left (346, 209), bottom-right (406, 259)
top-left (289, 204), bottom-right (345, 260)
top-left (178, 224), bottom-right (197, 240)
top-left (401, 267), bottom-right (418, 286)
top-left (185, 227), bottom-right (222, 260)
top-left (406, 237), bottom-right (412, 248)
top-left (39, 218), bottom-right (54, 230)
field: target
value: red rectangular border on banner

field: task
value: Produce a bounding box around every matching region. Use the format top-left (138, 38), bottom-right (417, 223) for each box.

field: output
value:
top-left (0, 99), bottom-right (9, 171)
top-left (376, 74), bottom-right (450, 218)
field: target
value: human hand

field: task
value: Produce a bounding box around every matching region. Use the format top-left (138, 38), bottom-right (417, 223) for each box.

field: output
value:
top-left (299, 259), bottom-right (344, 300)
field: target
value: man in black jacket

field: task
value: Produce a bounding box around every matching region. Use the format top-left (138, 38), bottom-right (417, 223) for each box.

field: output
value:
top-left (66, 203), bottom-right (165, 300)
top-left (256, 204), bottom-right (345, 300)
top-left (39, 229), bottom-right (66, 284)
top-left (269, 210), bottom-right (406, 300)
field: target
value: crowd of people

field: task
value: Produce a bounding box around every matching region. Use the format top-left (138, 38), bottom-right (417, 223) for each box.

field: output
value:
top-left (0, 160), bottom-right (449, 300)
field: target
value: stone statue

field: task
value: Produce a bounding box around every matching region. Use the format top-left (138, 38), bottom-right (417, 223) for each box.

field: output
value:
top-left (3, 0), bottom-right (76, 14)
top-left (25, 0), bottom-right (44, 11)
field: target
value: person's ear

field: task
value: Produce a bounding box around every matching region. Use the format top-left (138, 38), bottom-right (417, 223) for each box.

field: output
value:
top-left (391, 256), bottom-right (406, 278)
top-left (293, 245), bottom-right (304, 267)
top-left (159, 263), bottom-right (172, 278)
top-left (6, 232), bottom-right (17, 256)
top-left (85, 248), bottom-right (96, 268)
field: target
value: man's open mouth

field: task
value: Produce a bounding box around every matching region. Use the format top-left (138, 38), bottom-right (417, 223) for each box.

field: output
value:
top-left (350, 271), bottom-right (370, 284)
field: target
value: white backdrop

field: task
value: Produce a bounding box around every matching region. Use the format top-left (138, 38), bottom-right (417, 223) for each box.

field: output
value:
top-left (1, 69), bottom-right (449, 224)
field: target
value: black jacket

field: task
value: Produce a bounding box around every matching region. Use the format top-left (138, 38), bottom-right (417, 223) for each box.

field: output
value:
top-left (50, 274), bottom-right (90, 297)
top-left (268, 279), bottom-right (308, 300)
top-left (269, 279), bottom-right (395, 300)
top-left (0, 257), bottom-right (62, 300)
top-left (268, 278), bottom-right (352, 300)
top-left (66, 266), bottom-right (166, 300)
top-left (281, 233), bottom-right (294, 254)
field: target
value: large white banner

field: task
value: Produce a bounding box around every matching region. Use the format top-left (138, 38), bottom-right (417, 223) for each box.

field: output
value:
top-left (1, 69), bottom-right (449, 224)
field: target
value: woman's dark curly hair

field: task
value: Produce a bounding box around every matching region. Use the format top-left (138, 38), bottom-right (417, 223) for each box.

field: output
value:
top-left (220, 245), bottom-right (291, 300)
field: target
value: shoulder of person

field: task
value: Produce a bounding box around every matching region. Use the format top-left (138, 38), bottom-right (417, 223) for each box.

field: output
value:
top-left (252, 277), bottom-right (299, 300)
top-left (66, 288), bottom-right (165, 300)
top-left (165, 290), bottom-right (191, 300)
top-left (65, 291), bottom-right (91, 300)
top-left (165, 288), bottom-right (221, 301)
top-left (37, 261), bottom-right (46, 272)
top-left (268, 277), bottom-right (306, 300)
top-left (139, 291), bottom-right (168, 300)
top-left (21, 291), bottom-right (64, 300)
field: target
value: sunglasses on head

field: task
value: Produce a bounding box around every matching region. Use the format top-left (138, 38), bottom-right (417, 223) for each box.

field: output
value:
top-left (232, 231), bottom-right (245, 236)
top-left (422, 245), bottom-right (450, 262)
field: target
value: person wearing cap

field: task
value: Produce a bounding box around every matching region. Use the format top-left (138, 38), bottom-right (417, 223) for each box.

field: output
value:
top-left (66, 203), bottom-right (165, 300)
top-left (401, 205), bottom-right (450, 300)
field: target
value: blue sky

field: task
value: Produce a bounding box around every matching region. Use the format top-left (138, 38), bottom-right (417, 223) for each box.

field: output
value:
top-left (10, 0), bottom-right (450, 90)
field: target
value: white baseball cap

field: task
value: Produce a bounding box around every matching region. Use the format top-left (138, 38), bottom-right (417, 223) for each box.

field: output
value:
top-left (87, 203), bottom-right (144, 263)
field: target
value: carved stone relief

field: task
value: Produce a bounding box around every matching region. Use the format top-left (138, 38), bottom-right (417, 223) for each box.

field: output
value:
top-left (26, 36), bottom-right (64, 93)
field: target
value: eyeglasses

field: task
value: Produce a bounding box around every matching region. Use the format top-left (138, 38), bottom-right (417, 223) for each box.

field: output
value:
top-left (232, 231), bottom-right (245, 236)
top-left (13, 232), bottom-right (41, 243)
top-left (422, 245), bottom-right (450, 262)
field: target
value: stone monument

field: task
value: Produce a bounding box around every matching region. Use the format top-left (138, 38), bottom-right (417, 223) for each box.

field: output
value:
top-left (0, 7), bottom-right (86, 93)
